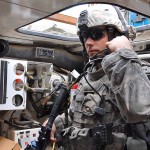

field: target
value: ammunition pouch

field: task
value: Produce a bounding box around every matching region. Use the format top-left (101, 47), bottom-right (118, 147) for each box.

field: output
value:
top-left (60, 121), bottom-right (150, 149)
top-left (90, 123), bottom-right (113, 146)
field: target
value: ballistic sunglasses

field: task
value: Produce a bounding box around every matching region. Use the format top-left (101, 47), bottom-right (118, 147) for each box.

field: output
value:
top-left (80, 28), bottom-right (106, 43)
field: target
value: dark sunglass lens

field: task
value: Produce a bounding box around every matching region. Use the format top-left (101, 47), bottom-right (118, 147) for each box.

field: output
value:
top-left (80, 29), bottom-right (105, 42)
top-left (91, 29), bottom-right (104, 40)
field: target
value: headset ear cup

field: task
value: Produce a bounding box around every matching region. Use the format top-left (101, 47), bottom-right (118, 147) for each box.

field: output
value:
top-left (107, 27), bottom-right (115, 41)
top-left (78, 33), bottom-right (89, 58)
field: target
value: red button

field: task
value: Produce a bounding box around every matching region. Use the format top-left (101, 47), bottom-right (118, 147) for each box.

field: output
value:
top-left (71, 84), bottom-right (78, 89)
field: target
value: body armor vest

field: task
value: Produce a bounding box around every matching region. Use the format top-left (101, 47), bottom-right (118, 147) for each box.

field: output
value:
top-left (71, 67), bottom-right (124, 128)
top-left (61, 67), bottom-right (127, 150)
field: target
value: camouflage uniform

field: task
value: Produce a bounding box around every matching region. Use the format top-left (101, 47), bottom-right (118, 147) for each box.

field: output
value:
top-left (54, 4), bottom-right (150, 150)
top-left (54, 48), bottom-right (150, 150)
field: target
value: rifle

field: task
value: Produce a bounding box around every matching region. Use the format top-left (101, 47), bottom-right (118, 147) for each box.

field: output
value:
top-left (24, 67), bottom-right (88, 150)
top-left (25, 84), bottom-right (69, 150)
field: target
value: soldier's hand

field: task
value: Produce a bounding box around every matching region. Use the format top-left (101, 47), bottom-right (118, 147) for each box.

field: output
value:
top-left (50, 123), bottom-right (57, 142)
top-left (106, 35), bottom-right (133, 52)
top-left (43, 119), bottom-right (57, 143)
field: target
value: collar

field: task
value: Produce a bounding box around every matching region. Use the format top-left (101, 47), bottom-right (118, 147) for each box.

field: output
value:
top-left (87, 65), bottom-right (105, 81)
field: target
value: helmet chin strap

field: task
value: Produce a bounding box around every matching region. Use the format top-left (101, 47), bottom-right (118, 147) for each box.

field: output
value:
top-left (113, 6), bottom-right (129, 39)
top-left (82, 46), bottom-right (89, 70)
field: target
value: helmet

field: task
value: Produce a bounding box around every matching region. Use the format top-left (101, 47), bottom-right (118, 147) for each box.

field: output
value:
top-left (77, 4), bottom-right (128, 35)
top-left (77, 4), bottom-right (136, 57)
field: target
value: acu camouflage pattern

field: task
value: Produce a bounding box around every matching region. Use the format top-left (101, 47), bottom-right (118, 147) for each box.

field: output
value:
top-left (77, 4), bottom-right (126, 33)
top-left (102, 48), bottom-right (150, 123)
top-left (54, 48), bottom-right (150, 150)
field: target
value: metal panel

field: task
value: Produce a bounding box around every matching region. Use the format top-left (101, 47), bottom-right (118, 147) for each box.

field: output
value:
top-left (4, 0), bottom-right (81, 13)
top-left (0, 1), bottom-right (48, 32)
top-left (0, 58), bottom-right (27, 110)
top-left (3, 0), bottom-right (150, 17)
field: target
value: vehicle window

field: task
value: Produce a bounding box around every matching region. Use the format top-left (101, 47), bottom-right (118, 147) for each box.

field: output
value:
top-left (19, 4), bottom-right (90, 40)
top-left (19, 4), bottom-right (150, 41)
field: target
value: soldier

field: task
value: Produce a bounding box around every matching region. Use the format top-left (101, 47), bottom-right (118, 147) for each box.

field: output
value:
top-left (46, 4), bottom-right (150, 150)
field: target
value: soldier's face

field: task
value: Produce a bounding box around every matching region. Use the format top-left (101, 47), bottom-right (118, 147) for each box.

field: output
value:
top-left (83, 27), bottom-right (108, 58)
